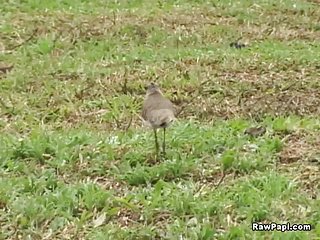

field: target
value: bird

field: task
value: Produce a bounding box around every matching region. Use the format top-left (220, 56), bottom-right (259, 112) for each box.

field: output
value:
top-left (244, 126), bottom-right (266, 137)
top-left (141, 83), bottom-right (176, 158)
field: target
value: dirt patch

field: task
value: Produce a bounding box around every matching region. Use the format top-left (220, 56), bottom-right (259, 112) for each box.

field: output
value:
top-left (278, 132), bottom-right (320, 164)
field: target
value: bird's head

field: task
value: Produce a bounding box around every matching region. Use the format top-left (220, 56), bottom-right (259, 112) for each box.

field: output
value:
top-left (146, 82), bottom-right (162, 96)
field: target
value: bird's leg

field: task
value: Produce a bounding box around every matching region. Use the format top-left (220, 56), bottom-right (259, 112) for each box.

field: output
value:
top-left (153, 128), bottom-right (159, 157)
top-left (162, 128), bottom-right (166, 158)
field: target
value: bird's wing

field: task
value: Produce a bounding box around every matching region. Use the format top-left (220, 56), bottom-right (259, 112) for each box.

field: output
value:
top-left (147, 109), bottom-right (175, 128)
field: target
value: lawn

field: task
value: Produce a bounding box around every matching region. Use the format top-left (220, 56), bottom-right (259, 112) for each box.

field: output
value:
top-left (1, 0), bottom-right (320, 239)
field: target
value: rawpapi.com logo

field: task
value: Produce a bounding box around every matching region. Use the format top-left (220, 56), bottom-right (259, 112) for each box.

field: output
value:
top-left (252, 222), bottom-right (312, 232)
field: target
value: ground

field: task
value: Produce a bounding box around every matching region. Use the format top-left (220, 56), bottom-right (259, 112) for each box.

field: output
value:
top-left (1, 0), bottom-right (320, 239)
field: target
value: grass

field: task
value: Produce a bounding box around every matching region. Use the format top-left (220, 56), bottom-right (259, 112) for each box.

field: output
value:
top-left (1, 0), bottom-right (320, 239)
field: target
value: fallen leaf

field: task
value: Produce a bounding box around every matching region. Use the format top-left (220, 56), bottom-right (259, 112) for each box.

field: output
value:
top-left (92, 212), bottom-right (106, 228)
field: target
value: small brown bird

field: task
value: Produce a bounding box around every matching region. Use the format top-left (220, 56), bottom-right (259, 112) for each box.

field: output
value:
top-left (142, 83), bottom-right (175, 157)
top-left (244, 126), bottom-right (266, 137)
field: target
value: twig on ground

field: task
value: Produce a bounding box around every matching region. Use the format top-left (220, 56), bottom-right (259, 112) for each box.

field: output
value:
top-left (214, 172), bottom-right (226, 190)
top-left (9, 28), bottom-right (38, 51)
